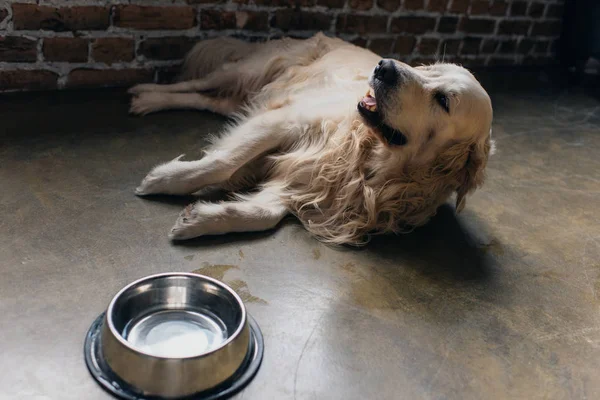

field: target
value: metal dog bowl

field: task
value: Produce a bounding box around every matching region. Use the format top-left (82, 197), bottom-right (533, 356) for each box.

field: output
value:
top-left (84, 273), bottom-right (264, 399)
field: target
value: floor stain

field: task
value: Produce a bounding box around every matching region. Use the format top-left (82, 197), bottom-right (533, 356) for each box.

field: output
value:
top-left (192, 263), bottom-right (239, 281)
top-left (184, 255), bottom-right (194, 261)
top-left (228, 279), bottom-right (268, 304)
top-left (524, 269), bottom-right (565, 280)
top-left (312, 248), bottom-right (321, 260)
top-left (191, 264), bottom-right (267, 304)
top-left (239, 250), bottom-right (245, 259)
top-left (340, 262), bottom-right (357, 274)
top-left (340, 262), bottom-right (412, 312)
top-left (592, 265), bottom-right (600, 300)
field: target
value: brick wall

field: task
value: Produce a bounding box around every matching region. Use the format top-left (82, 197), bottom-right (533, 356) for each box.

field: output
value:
top-left (0, 0), bottom-right (564, 92)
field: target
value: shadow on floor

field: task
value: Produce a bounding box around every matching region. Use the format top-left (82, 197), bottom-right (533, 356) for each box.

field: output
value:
top-left (366, 204), bottom-right (495, 284)
top-left (148, 193), bottom-right (496, 285)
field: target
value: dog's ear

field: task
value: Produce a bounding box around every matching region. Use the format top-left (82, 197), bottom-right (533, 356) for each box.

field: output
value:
top-left (455, 134), bottom-right (494, 212)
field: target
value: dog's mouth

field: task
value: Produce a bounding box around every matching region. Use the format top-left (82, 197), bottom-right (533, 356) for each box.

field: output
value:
top-left (357, 89), bottom-right (407, 146)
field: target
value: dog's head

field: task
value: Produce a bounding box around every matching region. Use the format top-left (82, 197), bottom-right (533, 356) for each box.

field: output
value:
top-left (358, 60), bottom-right (494, 212)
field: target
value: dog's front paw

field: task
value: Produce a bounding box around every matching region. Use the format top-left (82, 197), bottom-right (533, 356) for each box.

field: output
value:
top-left (129, 92), bottom-right (165, 115)
top-left (169, 203), bottom-right (207, 240)
top-left (135, 155), bottom-right (185, 196)
top-left (135, 173), bottom-right (166, 196)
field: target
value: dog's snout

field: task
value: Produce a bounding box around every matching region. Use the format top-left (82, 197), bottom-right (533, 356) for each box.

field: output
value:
top-left (374, 59), bottom-right (397, 85)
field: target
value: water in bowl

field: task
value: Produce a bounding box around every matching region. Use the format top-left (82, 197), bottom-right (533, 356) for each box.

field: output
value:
top-left (125, 309), bottom-right (228, 358)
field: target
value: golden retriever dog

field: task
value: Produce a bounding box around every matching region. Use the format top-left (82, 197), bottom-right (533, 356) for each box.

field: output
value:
top-left (129, 32), bottom-right (494, 245)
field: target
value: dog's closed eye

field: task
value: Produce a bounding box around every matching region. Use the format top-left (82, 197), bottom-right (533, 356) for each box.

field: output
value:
top-left (434, 92), bottom-right (450, 113)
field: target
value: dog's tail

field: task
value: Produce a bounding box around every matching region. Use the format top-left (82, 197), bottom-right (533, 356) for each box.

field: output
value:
top-left (177, 37), bottom-right (257, 82)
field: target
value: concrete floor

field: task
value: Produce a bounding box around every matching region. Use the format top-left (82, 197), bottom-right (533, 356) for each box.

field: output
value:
top-left (1, 71), bottom-right (599, 400)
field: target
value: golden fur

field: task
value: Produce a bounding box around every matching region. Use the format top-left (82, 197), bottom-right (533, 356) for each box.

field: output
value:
top-left (129, 33), bottom-right (494, 245)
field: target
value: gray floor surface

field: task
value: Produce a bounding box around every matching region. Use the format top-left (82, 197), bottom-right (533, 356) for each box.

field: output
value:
top-left (1, 72), bottom-right (599, 399)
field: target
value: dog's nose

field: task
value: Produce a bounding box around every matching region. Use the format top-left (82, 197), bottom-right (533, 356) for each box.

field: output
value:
top-left (374, 59), bottom-right (397, 85)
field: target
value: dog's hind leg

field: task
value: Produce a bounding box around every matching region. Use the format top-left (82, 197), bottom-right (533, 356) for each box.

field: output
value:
top-left (179, 37), bottom-right (256, 81)
top-left (168, 185), bottom-right (288, 240)
top-left (135, 109), bottom-right (294, 196)
top-left (129, 36), bottom-right (255, 94)
top-left (128, 68), bottom-right (237, 95)
top-left (129, 92), bottom-right (239, 116)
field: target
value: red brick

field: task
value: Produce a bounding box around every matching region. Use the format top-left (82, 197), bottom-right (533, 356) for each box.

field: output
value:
top-left (481, 39), bottom-right (499, 54)
top-left (66, 68), bottom-right (154, 88)
top-left (510, 1), bottom-right (527, 16)
top-left (438, 16), bottom-right (459, 33)
top-left (517, 38), bottom-right (535, 54)
top-left (546, 4), bottom-right (564, 19)
top-left (201, 9), bottom-right (236, 30)
top-left (394, 36), bottom-right (416, 55)
top-left (460, 18), bottom-right (496, 34)
top-left (0, 36), bottom-right (37, 62)
top-left (461, 57), bottom-right (487, 67)
top-left (377, 0), bottom-right (400, 12)
top-left (351, 37), bottom-right (367, 48)
top-left (498, 20), bottom-right (531, 35)
top-left (531, 21), bottom-right (561, 36)
top-left (368, 38), bottom-right (394, 56)
top-left (92, 38), bottom-right (134, 64)
top-left (273, 10), bottom-right (331, 31)
top-left (43, 37), bottom-right (88, 62)
top-left (471, 0), bottom-right (508, 15)
top-left (114, 6), bottom-right (196, 30)
top-left (236, 11), bottom-right (269, 31)
top-left (12, 4), bottom-right (109, 32)
top-left (488, 57), bottom-right (515, 66)
top-left (449, 0), bottom-right (469, 13)
top-left (0, 8), bottom-right (8, 24)
top-left (523, 55), bottom-right (556, 66)
top-left (391, 17), bottom-right (436, 34)
top-left (528, 2), bottom-right (545, 18)
top-left (0, 70), bottom-right (58, 91)
top-left (489, 1), bottom-right (508, 16)
top-left (349, 0), bottom-right (374, 11)
top-left (418, 38), bottom-right (440, 55)
top-left (461, 37), bottom-right (482, 55)
top-left (336, 15), bottom-right (387, 34)
top-left (427, 0), bottom-right (448, 12)
top-left (404, 0), bottom-right (424, 10)
top-left (499, 40), bottom-right (517, 53)
top-left (254, 0), bottom-right (316, 5)
top-left (318, 0), bottom-right (346, 7)
top-left (138, 37), bottom-right (195, 61)
top-left (469, 1), bottom-right (489, 15)
top-left (534, 40), bottom-right (550, 54)
top-left (441, 39), bottom-right (461, 55)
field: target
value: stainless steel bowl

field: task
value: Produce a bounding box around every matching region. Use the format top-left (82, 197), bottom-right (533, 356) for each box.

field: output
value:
top-left (99, 273), bottom-right (251, 398)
